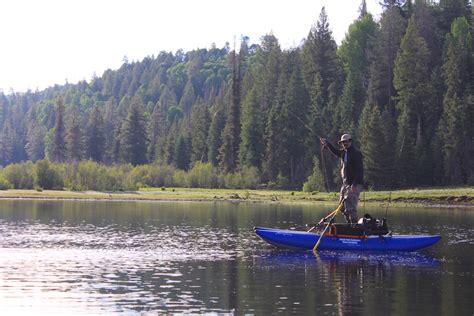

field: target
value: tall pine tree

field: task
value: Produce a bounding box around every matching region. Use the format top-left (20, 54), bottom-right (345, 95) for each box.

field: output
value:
top-left (393, 15), bottom-right (432, 186)
top-left (51, 98), bottom-right (67, 163)
top-left (439, 17), bottom-right (473, 184)
top-left (120, 100), bottom-right (149, 165)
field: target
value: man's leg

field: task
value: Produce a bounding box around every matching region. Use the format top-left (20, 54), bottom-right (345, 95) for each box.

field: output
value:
top-left (344, 186), bottom-right (361, 223)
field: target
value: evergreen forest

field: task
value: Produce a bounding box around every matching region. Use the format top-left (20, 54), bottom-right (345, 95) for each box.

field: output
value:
top-left (0, 0), bottom-right (473, 191)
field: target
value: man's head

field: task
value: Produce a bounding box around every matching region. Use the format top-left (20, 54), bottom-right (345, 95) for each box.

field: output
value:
top-left (338, 133), bottom-right (352, 150)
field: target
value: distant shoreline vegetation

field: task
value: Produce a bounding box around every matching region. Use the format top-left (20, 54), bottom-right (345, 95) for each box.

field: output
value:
top-left (0, 160), bottom-right (263, 191)
top-left (0, 3), bottom-right (473, 190)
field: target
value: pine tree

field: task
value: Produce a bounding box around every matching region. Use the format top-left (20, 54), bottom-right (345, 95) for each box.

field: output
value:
top-left (281, 51), bottom-right (310, 186)
top-left (148, 101), bottom-right (168, 163)
top-left (179, 81), bottom-right (196, 114)
top-left (207, 99), bottom-right (226, 167)
top-left (84, 106), bottom-right (105, 162)
top-left (359, 104), bottom-right (396, 189)
top-left (239, 86), bottom-right (264, 169)
top-left (302, 7), bottom-right (343, 157)
top-left (66, 116), bottom-right (84, 162)
top-left (0, 120), bottom-right (14, 166)
top-left (393, 16), bottom-right (432, 185)
top-left (120, 101), bottom-right (149, 165)
top-left (368, 6), bottom-right (407, 118)
top-left (439, 17), bottom-right (472, 184)
top-left (218, 43), bottom-right (243, 173)
top-left (175, 134), bottom-right (191, 170)
top-left (337, 13), bottom-right (377, 135)
top-left (190, 100), bottom-right (211, 163)
top-left (51, 98), bottom-right (67, 163)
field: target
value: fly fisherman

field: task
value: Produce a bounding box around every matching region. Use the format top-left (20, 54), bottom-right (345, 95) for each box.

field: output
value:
top-left (319, 134), bottom-right (364, 223)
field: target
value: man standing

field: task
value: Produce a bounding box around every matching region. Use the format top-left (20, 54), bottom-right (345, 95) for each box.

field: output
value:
top-left (320, 134), bottom-right (364, 223)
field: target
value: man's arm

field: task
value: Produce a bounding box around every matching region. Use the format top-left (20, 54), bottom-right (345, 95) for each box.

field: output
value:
top-left (320, 138), bottom-right (342, 158)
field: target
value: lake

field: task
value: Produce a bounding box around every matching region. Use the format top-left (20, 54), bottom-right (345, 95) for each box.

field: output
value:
top-left (0, 200), bottom-right (472, 315)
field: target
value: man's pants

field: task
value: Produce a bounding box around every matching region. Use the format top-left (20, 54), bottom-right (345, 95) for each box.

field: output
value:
top-left (339, 184), bottom-right (362, 223)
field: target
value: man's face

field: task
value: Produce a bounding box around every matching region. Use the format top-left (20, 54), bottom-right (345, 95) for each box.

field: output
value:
top-left (342, 140), bottom-right (352, 150)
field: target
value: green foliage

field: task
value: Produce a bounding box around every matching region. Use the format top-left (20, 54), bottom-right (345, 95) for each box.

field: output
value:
top-left (394, 16), bottom-right (433, 186)
top-left (439, 17), bottom-right (473, 185)
top-left (359, 104), bottom-right (396, 189)
top-left (303, 156), bottom-right (326, 192)
top-left (34, 159), bottom-right (64, 190)
top-left (1, 161), bottom-right (35, 189)
top-left (51, 98), bottom-right (67, 163)
top-left (220, 166), bottom-right (260, 189)
top-left (0, 176), bottom-right (12, 190)
top-left (187, 162), bottom-right (218, 188)
top-left (120, 102), bottom-right (148, 165)
top-left (0, 2), bottom-right (473, 189)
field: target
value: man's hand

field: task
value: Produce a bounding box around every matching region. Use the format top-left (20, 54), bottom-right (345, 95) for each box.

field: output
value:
top-left (319, 137), bottom-right (328, 148)
top-left (350, 184), bottom-right (358, 193)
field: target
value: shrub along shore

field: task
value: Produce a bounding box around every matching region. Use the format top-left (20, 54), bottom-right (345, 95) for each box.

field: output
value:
top-left (0, 160), bottom-right (472, 207)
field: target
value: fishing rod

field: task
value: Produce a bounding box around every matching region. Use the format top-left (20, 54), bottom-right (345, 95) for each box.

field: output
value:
top-left (287, 111), bottom-right (331, 192)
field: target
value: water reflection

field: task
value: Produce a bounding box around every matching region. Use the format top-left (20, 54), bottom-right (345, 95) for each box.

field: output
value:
top-left (0, 200), bottom-right (472, 314)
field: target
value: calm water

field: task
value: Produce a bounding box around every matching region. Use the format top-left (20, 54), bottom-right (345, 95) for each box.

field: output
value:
top-left (0, 200), bottom-right (472, 315)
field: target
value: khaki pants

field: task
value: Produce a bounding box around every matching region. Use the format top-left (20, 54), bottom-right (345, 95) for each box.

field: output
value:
top-left (340, 184), bottom-right (362, 223)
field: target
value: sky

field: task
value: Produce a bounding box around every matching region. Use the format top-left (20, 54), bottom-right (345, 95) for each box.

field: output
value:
top-left (0, 0), bottom-right (382, 93)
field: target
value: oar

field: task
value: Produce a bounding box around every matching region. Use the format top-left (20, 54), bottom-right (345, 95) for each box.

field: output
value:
top-left (306, 209), bottom-right (338, 232)
top-left (312, 200), bottom-right (345, 254)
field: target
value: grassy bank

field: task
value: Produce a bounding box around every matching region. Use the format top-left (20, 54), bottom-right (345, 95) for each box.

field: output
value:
top-left (0, 187), bottom-right (473, 207)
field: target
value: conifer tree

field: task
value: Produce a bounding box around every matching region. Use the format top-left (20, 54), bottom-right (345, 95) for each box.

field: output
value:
top-left (120, 101), bottom-right (148, 165)
top-left (190, 100), bottom-right (211, 163)
top-left (66, 116), bottom-right (84, 162)
top-left (148, 101), bottom-right (167, 163)
top-left (175, 133), bottom-right (191, 170)
top-left (25, 120), bottom-right (46, 162)
top-left (359, 104), bottom-right (396, 189)
top-left (280, 51), bottom-right (310, 186)
top-left (302, 7), bottom-right (343, 157)
top-left (393, 16), bottom-right (432, 185)
top-left (368, 6), bottom-right (406, 118)
top-left (51, 98), bottom-right (67, 163)
top-left (239, 86), bottom-right (264, 169)
top-left (84, 106), bottom-right (105, 162)
top-left (179, 81), bottom-right (196, 114)
top-left (439, 17), bottom-right (473, 184)
top-left (336, 12), bottom-right (377, 133)
top-left (207, 100), bottom-right (226, 167)
top-left (219, 42), bottom-right (243, 173)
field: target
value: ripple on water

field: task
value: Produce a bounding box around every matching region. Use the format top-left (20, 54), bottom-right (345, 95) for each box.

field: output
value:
top-left (0, 220), bottom-right (251, 314)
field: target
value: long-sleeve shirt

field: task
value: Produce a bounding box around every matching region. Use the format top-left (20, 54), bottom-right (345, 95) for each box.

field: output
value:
top-left (326, 141), bottom-right (364, 186)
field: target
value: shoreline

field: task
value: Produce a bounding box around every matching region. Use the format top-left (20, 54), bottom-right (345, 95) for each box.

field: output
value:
top-left (0, 188), bottom-right (472, 208)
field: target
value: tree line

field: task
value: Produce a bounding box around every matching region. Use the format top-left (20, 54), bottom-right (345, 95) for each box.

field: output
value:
top-left (0, 0), bottom-right (472, 191)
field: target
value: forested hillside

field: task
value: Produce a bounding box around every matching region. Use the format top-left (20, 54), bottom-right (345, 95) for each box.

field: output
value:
top-left (0, 0), bottom-right (472, 191)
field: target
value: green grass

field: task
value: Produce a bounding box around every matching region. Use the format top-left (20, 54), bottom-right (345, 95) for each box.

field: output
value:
top-left (0, 187), bottom-right (472, 207)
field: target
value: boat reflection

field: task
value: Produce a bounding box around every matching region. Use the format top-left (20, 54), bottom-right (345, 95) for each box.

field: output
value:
top-left (253, 250), bottom-right (440, 315)
top-left (255, 249), bottom-right (440, 269)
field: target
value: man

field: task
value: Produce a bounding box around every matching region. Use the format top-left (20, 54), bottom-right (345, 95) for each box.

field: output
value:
top-left (320, 134), bottom-right (364, 223)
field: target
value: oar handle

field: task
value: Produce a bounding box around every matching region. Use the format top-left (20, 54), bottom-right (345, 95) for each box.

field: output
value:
top-left (312, 201), bottom-right (345, 254)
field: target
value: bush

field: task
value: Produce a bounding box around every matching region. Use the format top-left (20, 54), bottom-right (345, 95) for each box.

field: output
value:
top-left (173, 170), bottom-right (188, 187)
top-left (187, 162), bottom-right (217, 188)
top-left (0, 176), bottom-right (12, 190)
top-left (303, 156), bottom-right (325, 192)
top-left (34, 159), bottom-right (64, 190)
top-left (219, 166), bottom-right (260, 189)
top-left (1, 162), bottom-right (35, 189)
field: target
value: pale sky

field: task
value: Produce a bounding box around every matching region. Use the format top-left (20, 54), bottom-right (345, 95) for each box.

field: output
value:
top-left (0, 0), bottom-right (382, 93)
